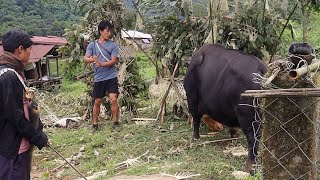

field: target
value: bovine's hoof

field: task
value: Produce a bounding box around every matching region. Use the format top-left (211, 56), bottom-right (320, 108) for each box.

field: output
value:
top-left (193, 134), bottom-right (200, 141)
top-left (230, 128), bottom-right (240, 138)
top-left (243, 159), bottom-right (255, 174)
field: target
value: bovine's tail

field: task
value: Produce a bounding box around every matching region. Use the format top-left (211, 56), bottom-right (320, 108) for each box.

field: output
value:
top-left (184, 71), bottom-right (199, 118)
top-left (184, 52), bottom-right (204, 139)
top-left (259, 61), bottom-right (269, 76)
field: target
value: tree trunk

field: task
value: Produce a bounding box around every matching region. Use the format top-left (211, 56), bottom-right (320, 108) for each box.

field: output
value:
top-left (181, 0), bottom-right (193, 20)
top-left (302, 3), bottom-right (308, 42)
top-left (235, 0), bottom-right (239, 15)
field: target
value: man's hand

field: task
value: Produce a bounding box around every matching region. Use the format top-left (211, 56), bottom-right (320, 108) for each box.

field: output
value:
top-left (90, 56), bottom-right (98, 63)
top-left (92, 56), bottom-right (102, 67)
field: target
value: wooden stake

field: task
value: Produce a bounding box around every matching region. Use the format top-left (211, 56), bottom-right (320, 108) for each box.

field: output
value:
top-left (156, 58), bottom-right (181, 123)
top-left (132, 118), bottom-right (157, 121)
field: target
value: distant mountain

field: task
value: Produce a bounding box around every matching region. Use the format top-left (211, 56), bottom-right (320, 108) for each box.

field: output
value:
top-left (0, 0), bottom-right (207, 37)
top-left (0, 0), bottom-right (81, 37)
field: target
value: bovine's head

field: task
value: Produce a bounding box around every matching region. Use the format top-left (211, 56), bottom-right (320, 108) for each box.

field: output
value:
top-left (288, 43), bottom-right (315, 67)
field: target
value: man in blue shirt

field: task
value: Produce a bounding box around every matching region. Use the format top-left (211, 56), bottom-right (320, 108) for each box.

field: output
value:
top-left (84, 20), bottom-right (120, 133)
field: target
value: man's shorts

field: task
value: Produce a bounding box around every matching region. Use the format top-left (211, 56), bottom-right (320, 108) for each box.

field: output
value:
top-left (93, 77), bottom-right (119, 99)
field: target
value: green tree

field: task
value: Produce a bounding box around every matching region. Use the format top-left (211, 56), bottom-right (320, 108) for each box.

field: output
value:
top-left (0, 0), bottom-right (82, 37)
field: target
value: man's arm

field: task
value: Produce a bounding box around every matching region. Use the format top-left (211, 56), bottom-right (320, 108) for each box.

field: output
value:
top-left (96, 44), bottom-right (119, 67)
top-left (83, 42), bottom-right (98, 64)
top-left (83, 54), bottom-right (97, 64)
top-left (96, 56), bottom-right (117, 67)
top-left (2, 73), bottom-right (47, 149)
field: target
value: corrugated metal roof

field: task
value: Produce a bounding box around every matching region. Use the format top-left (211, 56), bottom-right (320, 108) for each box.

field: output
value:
top-left (31, 36), bottom-right (67, 45)
top-left (141, 39), bottom-right (150, 44)
top-left (29, 44), bottom-right (55, 62)
top-left (0, 36), bottom-right (67, 45)
top-left (0, 35), bottom-right (66, 62)
top-left (0, 44), bottom-right (55, 62)
top-left (121, 30), bottom-right (152, 39)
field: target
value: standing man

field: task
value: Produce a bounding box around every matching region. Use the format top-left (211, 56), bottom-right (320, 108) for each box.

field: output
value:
top-left (0, 30), bottom-right (48, 179)
top-left (84, 20), bottom-right (120, 133)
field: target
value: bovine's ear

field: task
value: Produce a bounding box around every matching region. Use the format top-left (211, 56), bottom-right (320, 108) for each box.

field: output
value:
top-left (193, 53), bottom-right (204, 66)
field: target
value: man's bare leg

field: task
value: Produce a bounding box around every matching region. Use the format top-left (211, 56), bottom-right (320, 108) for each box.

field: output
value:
top-left (91, 98), bottom-right (102, 133)
top-left (109, 93), bottom-right (119, 130)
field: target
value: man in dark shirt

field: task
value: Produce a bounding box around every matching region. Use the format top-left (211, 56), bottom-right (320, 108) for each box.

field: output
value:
top-left (0, 30), bottom-right (48, 180)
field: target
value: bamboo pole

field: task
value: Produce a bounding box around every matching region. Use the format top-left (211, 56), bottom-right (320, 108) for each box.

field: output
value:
top-left (242, 88), bottom-right (320, 98)
top-left (195, 137), bottom-right (243, 146)
top-left (245, 88), bottom-right (320, 93)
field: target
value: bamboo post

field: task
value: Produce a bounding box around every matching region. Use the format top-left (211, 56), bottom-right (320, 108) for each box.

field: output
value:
top-left (56, 56), bottom-right (59, 77)
top-left (46, 57), bottom-right (50, 78)
top-left (256, 71), bottom-right (319, 179)
top-left (156, 82), bottom-right (171, 122)
top-left (156, 59), bottom-right (180, 123)
top-left (234, 0), bottom-right (239, 15)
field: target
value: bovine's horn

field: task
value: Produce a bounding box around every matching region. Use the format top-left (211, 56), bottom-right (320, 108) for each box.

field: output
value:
top-left (289, 60), bottom-right (320, 80)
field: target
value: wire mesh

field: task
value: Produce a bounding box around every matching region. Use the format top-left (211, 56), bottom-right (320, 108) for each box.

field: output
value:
top-left (250, 58), bottom-right (320, 179)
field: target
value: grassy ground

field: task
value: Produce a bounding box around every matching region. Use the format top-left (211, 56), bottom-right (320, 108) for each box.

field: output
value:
top-left (32, 113), bottom-right (253, 179)
top-left (32, 82), bottom-right (258, 179)
top-left (30, 80), bottom-right (258, 180)
top-left (30, 53), bottom-right (258, 180)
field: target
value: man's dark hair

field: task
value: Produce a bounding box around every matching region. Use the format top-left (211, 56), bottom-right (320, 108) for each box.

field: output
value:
top-left (98, 20), bottom-right (114, 33)
top-left (2, 30), bottom-right (33, 53)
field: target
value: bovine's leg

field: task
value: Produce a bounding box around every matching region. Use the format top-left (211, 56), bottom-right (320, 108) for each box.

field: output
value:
top-left (173, 104), bottom-right (178, 116)
top-left (235, 99), bottom-right (260, 172)
top-left (229, 127), bottom-right (240, 138)
top-left (192, 114), bottom-right (201, 140)
top-left (178, 105), bottom-right (184, 117)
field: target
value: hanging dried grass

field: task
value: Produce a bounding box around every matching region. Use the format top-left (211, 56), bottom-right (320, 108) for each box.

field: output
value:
top-left (118, 62), bottom-right (127, 86)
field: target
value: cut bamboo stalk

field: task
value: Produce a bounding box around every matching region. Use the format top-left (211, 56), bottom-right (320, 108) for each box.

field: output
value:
top-left (263, 68), bottom-right (280, 87)
top-left (288, 61), bottom-right (320, 80)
